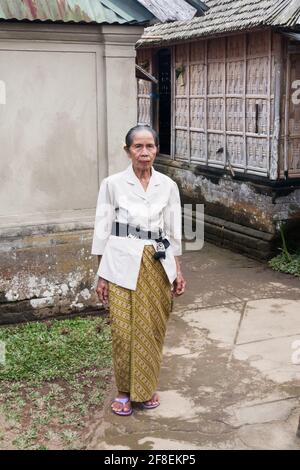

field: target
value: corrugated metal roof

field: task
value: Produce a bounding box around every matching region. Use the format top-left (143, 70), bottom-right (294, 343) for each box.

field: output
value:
top-left (185, 0), bottom-right (209, 12)
top-left (139, 0), bottom-right (300, 46)
top-left (0, 0), bottom-right (153, 25)
top-left (136, 0), bottom-right (197, 22)
top-left (101, 0), bottom-right (153, 23)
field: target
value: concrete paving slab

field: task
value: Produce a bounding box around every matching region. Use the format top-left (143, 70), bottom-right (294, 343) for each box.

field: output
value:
top-left (233, 334), bottom-right (300, 384)
top-left (225, 397), bottom-right (299, 426)
top-left (142, 390), bottom-right (206, 420)
top-left (176, 245), bottom-right (300, 309)
top-left (236, 409), bottom-right (300, 450)
top-left (137, 437), bottom-right (201, 450)
top-left (237, 298), bottom-right (300, 344)
top-left (181, 304), bottom-right (243, 346)
top-left (87, 243), bottom-right (300, 450)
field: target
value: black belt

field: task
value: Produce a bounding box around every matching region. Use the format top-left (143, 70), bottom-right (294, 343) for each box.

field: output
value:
top-left (112, 221), bottom-right (162, 240)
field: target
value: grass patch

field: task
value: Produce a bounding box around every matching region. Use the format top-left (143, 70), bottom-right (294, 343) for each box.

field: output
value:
top-left (269, 251), bottom-right (300, 277)
top-left (0, 316), bottom-right (111, 382)
top-left (0, 316), bottom-right (112, 450)
top-left (269, 223), bottom-right (300, 277)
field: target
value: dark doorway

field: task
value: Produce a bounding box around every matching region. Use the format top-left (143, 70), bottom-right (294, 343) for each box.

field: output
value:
top-left (158, 49), bottom-right (171, 155)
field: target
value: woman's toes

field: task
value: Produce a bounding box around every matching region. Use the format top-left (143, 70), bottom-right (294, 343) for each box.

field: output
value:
top-left (152, 393), bottom-right (159, 404)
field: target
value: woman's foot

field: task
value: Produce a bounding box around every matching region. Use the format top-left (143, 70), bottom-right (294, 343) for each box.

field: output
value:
top-left (143, 392), bottom-right (160, 409)
top-left (111, 393), bottom-right (133, 416)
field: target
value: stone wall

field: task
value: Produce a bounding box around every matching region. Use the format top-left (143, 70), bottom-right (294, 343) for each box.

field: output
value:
top-left (0, 221), bottom-right (98, 325)
top-left (155, 158), bottom-right (300, 259)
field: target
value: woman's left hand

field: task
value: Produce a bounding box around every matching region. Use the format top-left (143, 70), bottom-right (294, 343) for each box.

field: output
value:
top-left (172, 272), bottom-right (186, 297)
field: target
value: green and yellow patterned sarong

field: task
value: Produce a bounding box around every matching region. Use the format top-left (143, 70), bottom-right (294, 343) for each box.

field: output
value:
top-left (108, 245), bottom-right (172, 402)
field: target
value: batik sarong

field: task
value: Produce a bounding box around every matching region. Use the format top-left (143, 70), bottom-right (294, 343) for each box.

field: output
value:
top-left (108, 245), bottom-right (172, 402)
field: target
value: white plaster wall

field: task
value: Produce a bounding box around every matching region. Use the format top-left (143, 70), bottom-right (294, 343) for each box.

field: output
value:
top-left (0, 47), bottom-right (99, 218)
top-left (102, 26), bottom-right (143, 176)
top-left (104, 49), bottom-right (139, 175)
top-left (0, 24), bottom-right (143, 230)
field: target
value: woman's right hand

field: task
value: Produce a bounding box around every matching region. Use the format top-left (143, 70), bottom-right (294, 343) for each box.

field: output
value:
top-left (96, 277), bottom-right (109, 308)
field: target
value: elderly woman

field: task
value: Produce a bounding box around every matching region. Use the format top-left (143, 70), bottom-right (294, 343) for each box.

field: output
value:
top-left (91, 125), bottom-right (186, 416)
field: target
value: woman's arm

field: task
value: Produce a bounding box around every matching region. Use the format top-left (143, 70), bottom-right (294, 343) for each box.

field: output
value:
top-left (173, 256), bottom-right (186, 297)
top-left (164, 182), bottom-right (186, 297)
top-left (92, 178), bottom-right (114, 308)
top-left (95, 256), bottom-right (109, 307)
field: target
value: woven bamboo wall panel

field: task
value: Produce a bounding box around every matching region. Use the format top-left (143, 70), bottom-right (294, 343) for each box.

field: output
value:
top-left (208, 133), bottom-right (225, 163)
top-left (227, 135), bottom-right (245, 167)
top-left (279, 139), bottom-right (285, 172)
top-left (286, 53), bottom-right (300, 174)
top-left (272, 33), bottom-right (282, 56)
top-left (137, 49), bottom-right (152, 126)
top-left (226, 98), bottom-right (243, 132)
top-left (176, 44), bottom-right (189, 64)
top-left (175, 69), bottom-right (187, 96)
top-left (280, 92), bottom-right (286, 137)
top-left (190, 98), bottom-right (205, 129)
top-left (150, 31), bottom-right (276, 173)
top-left (246, 58), bottom-right (269, 95)
top-left (208, 62), bottom-right (224, 95)
top-left (138, 97), bottom-right (151, 126)
top-left (208, 98), bottom-right (224, 130)
top-left (190, 41), bottom-right (205, 63)
top-left (175, 98), bottom-right (188, 127)
top-left (175, 130), bottom-right (188, 159)
top-left (208, 38), bottom-right (225, 60)
top-left (226, 61), bottom-right (244, 95)
top-left (270, 99), bottom-right (274, 135)
top-left (227, 35), bottom-right (244, 59)
top-left (247, 137), bottom-right (268, 169)
top-left (270, 55), bottom-right (275, 96)
top-left (289, 139), bottom-right (300, 172)
top-left (246, 99), bottom-right (268, 134)
top-left (289, 92), bottom-right (300, 136)
top-left (190, 64), bottom-right (206, 95)
top-left (190, 131), bottom-right (206, 161)
top-left (247, 31), bottom-right (269, 56)
top-left (175, 44), bottom-right (189, 96)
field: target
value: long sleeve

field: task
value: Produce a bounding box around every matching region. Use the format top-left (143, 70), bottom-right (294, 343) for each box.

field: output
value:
top-left (91, 178), bottom-right (114, 255)
top-left (163, 181), bottom-right (182, 256)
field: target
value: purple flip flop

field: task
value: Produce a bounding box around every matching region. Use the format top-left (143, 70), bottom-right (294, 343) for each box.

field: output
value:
top-left (111, 397), bottom-right (133, 416)
top-left (142, 400), bottom-right (160, 410)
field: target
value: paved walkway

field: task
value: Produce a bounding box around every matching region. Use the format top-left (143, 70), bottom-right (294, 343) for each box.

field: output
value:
top-left (87, 243), bottom-right (300, 450)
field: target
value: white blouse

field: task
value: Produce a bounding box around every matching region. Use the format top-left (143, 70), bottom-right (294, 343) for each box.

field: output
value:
top-left (91, 163), bottom-right (182, 290)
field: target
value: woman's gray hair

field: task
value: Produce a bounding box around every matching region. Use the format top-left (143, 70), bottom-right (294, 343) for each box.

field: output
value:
top-left (125, 125), bottom-right (159, 148)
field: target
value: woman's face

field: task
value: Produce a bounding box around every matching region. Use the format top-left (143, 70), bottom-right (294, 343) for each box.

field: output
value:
top-left (126, 130), bottom-right (157, 172)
